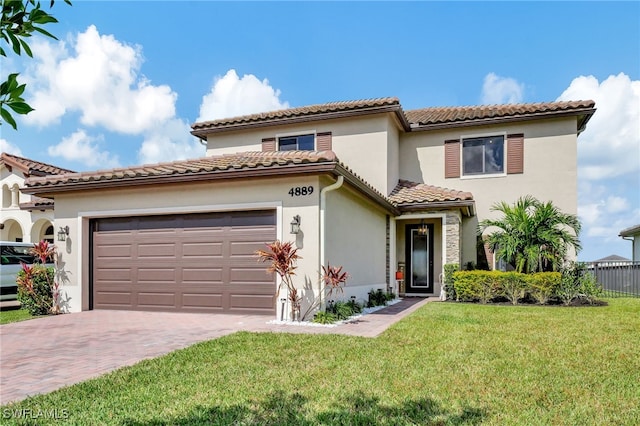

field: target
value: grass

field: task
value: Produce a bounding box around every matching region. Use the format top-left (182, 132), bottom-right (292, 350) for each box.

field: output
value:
top-left (0, 308), bottom-right (36, 325)
top-left (2, 299), bottom-right (639, 425)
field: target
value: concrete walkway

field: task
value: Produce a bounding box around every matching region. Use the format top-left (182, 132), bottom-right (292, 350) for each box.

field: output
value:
top-left (0, 297), bottom-right (434, 404)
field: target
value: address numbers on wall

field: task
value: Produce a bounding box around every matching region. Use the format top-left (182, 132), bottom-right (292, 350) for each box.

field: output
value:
top-left (288, 186), bottom-right (314, 197)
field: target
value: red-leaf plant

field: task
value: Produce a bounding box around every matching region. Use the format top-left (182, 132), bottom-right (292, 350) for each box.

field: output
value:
top-left (17, 240), bottom-right (62, 315)
top-left (256, 241), bottom-right (302, 320)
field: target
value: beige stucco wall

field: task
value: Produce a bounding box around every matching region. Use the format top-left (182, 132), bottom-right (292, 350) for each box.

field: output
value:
top-left (205, 113), bottom-right (400, 195)
top-left (324, 183), bottom-right (388, 304)
top-left (1, 167), bottom-right (54, 243)
top-left (399, 117), bottom-right (579, 264)
top-left (51, 176), bottom-right (322, 318)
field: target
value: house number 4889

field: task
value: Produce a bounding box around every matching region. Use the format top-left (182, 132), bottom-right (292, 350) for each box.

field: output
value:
top-left (288, 186), bottom-right (314, 197)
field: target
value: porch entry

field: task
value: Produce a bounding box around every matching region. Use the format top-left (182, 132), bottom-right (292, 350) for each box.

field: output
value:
top-left (405, 223), bottom-right (434, 293)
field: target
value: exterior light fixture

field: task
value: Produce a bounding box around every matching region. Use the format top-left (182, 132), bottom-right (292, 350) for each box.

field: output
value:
top-left (290, 215), bottom-right (301, 234)
top-left (57, 226), bottom-right (69, 242)
top-left (418, 220), bottom-right (428, 236)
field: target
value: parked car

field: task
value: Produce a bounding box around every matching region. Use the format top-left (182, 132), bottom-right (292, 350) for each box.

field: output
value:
top-left (0, 241), bottom-right (38, 301)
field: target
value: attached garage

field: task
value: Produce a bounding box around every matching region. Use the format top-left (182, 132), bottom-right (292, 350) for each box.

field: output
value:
top-left (91, 210), bottom-right (276, 314)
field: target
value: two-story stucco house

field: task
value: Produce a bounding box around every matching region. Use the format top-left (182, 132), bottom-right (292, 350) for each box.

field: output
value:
top-left (22, 98), bottom-right (595, 319)
top-left (1, 153), bottom-right (74, 243)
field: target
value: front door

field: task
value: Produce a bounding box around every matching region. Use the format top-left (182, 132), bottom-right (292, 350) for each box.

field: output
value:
top-left (405, 224), bottom-right (434, 293)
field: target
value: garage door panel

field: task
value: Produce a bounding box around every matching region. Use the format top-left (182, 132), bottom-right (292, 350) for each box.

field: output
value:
top-left (137, 268), bottom-right (177, 283)
top-left (181, 267), bottom-right (223, 282)
top-left (182, 242), bottom-right (223, 257)
top-left (92, 210), bottom-right (276, 314)
top-left (137, 292), bottom-right (176, 308)
top-left (137, 242), bottom-right (176, 258)
top-left (182, 293), bottom-right (223, 309)
top-left (95, 243), bottom-right (133, 259)
top-left (229, 294), bottom-right (274, 311)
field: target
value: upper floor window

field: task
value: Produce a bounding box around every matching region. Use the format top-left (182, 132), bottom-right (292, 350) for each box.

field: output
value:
top-left (279, 134), bottom-right (314, 151)
top-left (462, 135), bottom-right (504, 176)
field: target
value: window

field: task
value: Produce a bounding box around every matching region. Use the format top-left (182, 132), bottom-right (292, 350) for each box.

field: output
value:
top-left (462, 135), bottom-right (504, 176)
top-left (278, 134), bottom-right (314, 151)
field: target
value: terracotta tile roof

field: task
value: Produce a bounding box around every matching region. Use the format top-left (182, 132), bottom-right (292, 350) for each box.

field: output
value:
top-left (0, 152), bottom-right (75, 176)
top-left (19, 196), bottom-right (54, 211)
top-left (404, 100), bottom-right (596, 129)
top-left (191, 97), bottom-right (403, 135)
top-left (389, 179), bottom-right (473, 205)
top-left (24, 151), bottom-right (339, 190)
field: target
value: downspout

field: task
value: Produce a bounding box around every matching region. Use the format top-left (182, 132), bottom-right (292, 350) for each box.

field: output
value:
top-left (319, 175), bottom-right (344, 310)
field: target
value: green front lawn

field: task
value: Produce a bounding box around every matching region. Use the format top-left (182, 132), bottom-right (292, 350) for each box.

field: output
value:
top-left (0, 308), bottom-right (35, 324)
top-left (2, 299), bottom-right (639, 425)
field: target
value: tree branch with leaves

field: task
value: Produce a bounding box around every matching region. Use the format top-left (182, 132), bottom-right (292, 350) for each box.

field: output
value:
top-left (1, 0), bottom-right (71, 129)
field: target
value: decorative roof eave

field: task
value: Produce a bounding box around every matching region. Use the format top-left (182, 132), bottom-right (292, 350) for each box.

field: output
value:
top-left (409, 107), bottom-right (597, 134)
top-left (22, 161), bottom-right (400, 216)
top-left (396, 200), bottom-right (476, 217)
top-left (19, 200), bottom-right (54, 211)
top-left (620, 224), bottom-right (640, 237)
top-left (191, 104), bottom-right (411, 139)
top-left (0, 152), bottom-right (75, 176)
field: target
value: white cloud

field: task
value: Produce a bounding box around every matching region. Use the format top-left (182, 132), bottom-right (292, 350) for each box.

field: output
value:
top-left (481, 73), bottom-right (524, 104)
top-left (48, 130), bottom-right (120, 168)
top-left (197, 69), bottom-right (289, 122)
top-left (23, 25), bottom-right (176, 134)
top-left (558, 73), bottom-right (640, 181)
top-left (0, 139), bottom-right (23, 156)
top-left (138, 118), bottom-right (205, 164)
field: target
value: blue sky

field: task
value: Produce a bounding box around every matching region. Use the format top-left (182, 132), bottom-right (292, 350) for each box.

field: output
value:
top-left (1, 1), bottom-right (639, 261)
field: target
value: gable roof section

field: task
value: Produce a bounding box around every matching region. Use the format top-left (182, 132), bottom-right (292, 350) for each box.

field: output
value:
top-left (23, 151), bottom-right (399, 214)
top-left (191, 97), bottom-right (411, 138)
top-left (389, 179), bottom-right (475, 215)
top-left (0, 152), bottom-right (75, 177)
top-left (191, 99), bottom-right (596, 137)
top-left (19, 196), bottom-right (54, 211)
top-left (404, 100), bottom-right (596, 133)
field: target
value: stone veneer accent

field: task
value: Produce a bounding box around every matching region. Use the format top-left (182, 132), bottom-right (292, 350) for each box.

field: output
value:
top-left (445, 212), bottom-right (462, 265)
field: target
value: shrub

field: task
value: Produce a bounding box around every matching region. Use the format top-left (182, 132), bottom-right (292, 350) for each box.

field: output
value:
top-left (499, 272), bottom-right (527, 305)
top-left (558, 262), bottom-right (603, 305)
top-left (367, 289), bottom-right (387, 308)
top-left (17, 264), bottom-right (55, 315)
top-left (346, 299), bottom-right (363, 314)
top-left (453, 271), bottom-right (499, 303)
top-left (313, 311), bottom-right (337, 324)
top-left (329, 301), bottom-right (355, 320)
top-left (527, 272), bottom-right (561, 305)
top-left (443, 264), bottom-right (459, 301)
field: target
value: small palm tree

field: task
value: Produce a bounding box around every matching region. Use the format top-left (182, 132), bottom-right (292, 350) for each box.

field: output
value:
top-left (479, 196), bottom-right (582, 273)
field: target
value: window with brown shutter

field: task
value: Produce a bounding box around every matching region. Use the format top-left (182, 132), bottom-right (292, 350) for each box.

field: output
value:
top-left (444, 139), bottom-right (460, 178)
top-left (262, 137), bottom-right (276, 152)
top-left (316, 132), bottom-right (332, 151)
top-left (506, 133), bottom-right (524, 174)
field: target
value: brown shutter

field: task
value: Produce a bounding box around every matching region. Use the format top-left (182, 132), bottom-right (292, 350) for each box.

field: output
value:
top-left (506, 133), bottom-right (524, 174)
top-left (444, 139), bottom-right (460, 178)
top-left (316, 132), bottom-right (332, 151)
top-left (262, 137), bottom-right (276, 152)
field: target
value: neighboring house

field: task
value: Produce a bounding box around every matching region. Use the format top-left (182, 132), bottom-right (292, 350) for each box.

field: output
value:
top-left (594, 254), bottom-right (630, 263)
top-left (1, 153), bottom-right (74, 244)
top-left (22, 98), bottom-right (595, 318)
top-left (620, 224), bottom-right (640, 262)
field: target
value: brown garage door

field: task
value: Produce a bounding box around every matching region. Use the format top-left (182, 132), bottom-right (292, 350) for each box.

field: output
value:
top-left (91, 210), bottom-right (276, 314)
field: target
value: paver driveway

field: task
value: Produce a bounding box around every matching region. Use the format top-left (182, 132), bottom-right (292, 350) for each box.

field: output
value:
top-left (0, 298), bottom-right (432, 404)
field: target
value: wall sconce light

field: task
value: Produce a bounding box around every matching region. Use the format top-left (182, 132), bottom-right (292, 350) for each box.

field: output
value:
top-left (418, 219), bottom-right (428, 236)
top-left (0, 223), bottom-right (4, 230)
top-left (57, 226), bottom-right (69, 242)
top-left (290, 215), bottom-right (301, 234)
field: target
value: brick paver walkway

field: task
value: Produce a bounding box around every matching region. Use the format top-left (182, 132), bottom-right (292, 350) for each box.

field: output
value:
top-left (0, 297), bottom-right (434, 404)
